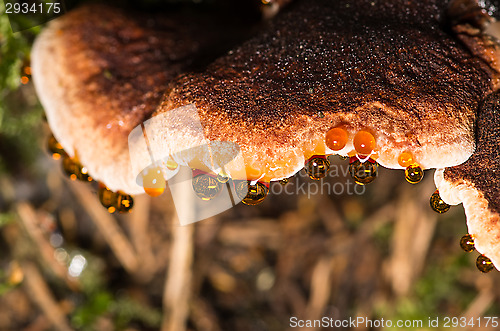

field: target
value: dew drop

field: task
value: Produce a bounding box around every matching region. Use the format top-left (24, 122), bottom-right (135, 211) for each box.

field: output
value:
top-left (429, 190), bottom-right (450, 214)
top-left (216, 170), bottom-right (230, 183)
top-left (398, 151), bottom-right (414, 168)
top-left (460, 234), bottom-right (475, 253)
top-left (305, 155), bottom-right (330, 180)
top-left (476, 254), bottom-right (494, 273)
top-left (142, 166), bottom-right (166, 197)
top-left (116, 194), bottom-right (134, 213)
top-left (405, 165), bottom-right (424, 184)
top-left (353, 130), bottom-right (376, 156)
top-left (62, 156), bottom-right (92, 182)
top-left (349, 158), bottom-right (377, 185)
top-left (166, 158), bottom-right (178, 171)
top-left (235, 181), bottom-right (269, 206)
top-left (192, 173), bottom-right (222, 200)
top-left (325, 127), bottom-right (348, 151)
top-left (47, 135), bottom-right (67, 160)
top-left (98, 184), bottom-right (134, 213)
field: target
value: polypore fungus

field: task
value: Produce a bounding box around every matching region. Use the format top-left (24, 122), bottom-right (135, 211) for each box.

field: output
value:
top-left (32, 0), bottom-right (500, 271)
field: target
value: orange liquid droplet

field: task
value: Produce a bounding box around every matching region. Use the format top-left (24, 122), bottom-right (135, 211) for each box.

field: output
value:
top-left (144, 187), bottom-right (165, 197)
top-left (166, 158), bottom-right (178, 171)
top-left (405, 165), bottom-right (424, 184)
top-left (353, 131), bottom-right (376, 155)
top-left (142, 166), bottom-right (166, 197)
top-left (325, 128), bottom-right (348, 151)
top-left (398, 152), bottom-right (414, 168)
top-left (235, 181), bottom-right (269, 206)
top-left (48, 134), bottom-right (67, 159)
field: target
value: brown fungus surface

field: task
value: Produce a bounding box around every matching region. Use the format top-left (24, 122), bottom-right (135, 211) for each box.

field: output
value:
top-left (157, 0), bottom-right (499, 180)
top-left (444, 92), bottom-right (500, 215)
top-left (32, 3), bottom-right (258, 191)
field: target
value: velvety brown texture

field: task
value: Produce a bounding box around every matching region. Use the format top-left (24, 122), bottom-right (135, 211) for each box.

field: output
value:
top-left (56, 3), bottom-right (256, 143)
top-left (444, 92), bottom-right (500, 214)
top-left (159, 0), bottom-right (495, 154)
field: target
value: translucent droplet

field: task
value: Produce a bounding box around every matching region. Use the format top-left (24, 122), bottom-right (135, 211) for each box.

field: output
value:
top-left (166, 158), bottom-right (178, 171)
top-left (62, 156), bottom-right (92, 182)
top-left (216, 170), bottom-right (230, 183)
top-left (405, 165), bottom-right (424, 184)
top-left (305, 156), bottom-right (330, 180)
top-left (280, 178), bottom-right (289, 185)
top-left (98, 184), bottom-right (117, 213)
top-left (47, 135), bottom-right (67, 160)
top-left (476, 255), bottom-right (494, 273)
top-left (116, 194), bottom-right (134, 213)
top-left (353, 130), bottom-right (376, 155)
top-left (98, 184), bottom-right (134, 213)
top-left (192, 173), bottom-right (222, 200)
top-left (142, 166), bottom-right (166, 197)
top-left (398, 151), bottom-right (414, 168)
top-left (349, 158), bottom-right (378, 185)
top-left (430, 190), bottom-right (450, 213)
top-left (325, 127), bottom-right (348, 151)
top-left (235, 181), bottom-right (269, 206)
top-left (460, 234), bottom-right (475, 253)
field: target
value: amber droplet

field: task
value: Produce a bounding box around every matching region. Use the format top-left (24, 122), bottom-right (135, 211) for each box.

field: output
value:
top-left (349, 158), bottom-right (378, 185)
top-left (476, 255), bottom-right (494, 273)
top-left (305, 155), bottom-right (330, 180)
top-left (353, 130), bottom-right (376, 155)
top-left (460, 234), bottom-right (475, 253)
top-left (116, 194), bottom-right (134, 213)
top-left (98, 185), bottom-right (134, 213)
top-left (62, 156), bottom-right (92, 182)
top-left (430, 190), bottom-right (450, 214)
top-left (192, 173), bottom-right (222, 200)
top-left (98, 185), bottom-right (117, 213)
top-left (405, 165), bottom-right (424, 184)
top-left (398, 151), bottom-right (414, 168)
top-left (235, 181), bottom-right (269, 206)
top-left (216, 170), bottom-right (230, 183)
top-left (325, 127), bottom-right (348, 151)
top-left (142, 166), bottom-right (166, 197)
top-left (166, 158), bottom-right (178, 171)
top-left (280, 178), bottom-right (289, 185)
top-left (47, 135), bottom-right (67, 160)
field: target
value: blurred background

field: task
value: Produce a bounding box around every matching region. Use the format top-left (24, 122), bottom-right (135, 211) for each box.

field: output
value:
top-left (1, 1), bottom-right (500, 330)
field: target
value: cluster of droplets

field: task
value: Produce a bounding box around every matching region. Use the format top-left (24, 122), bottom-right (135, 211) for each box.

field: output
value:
top-left (48, 134), bottom-right (135, 213)
top-left (398, 151), bottom-right (424, 184)
top-left (190, 169), bottom-right (270, 206)
top-left (458, 234), bottom-right (495, 273)
top-left (323, 128), bottom-right (380, 184)
top-left (98, 184), bottom-right (134, 213)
